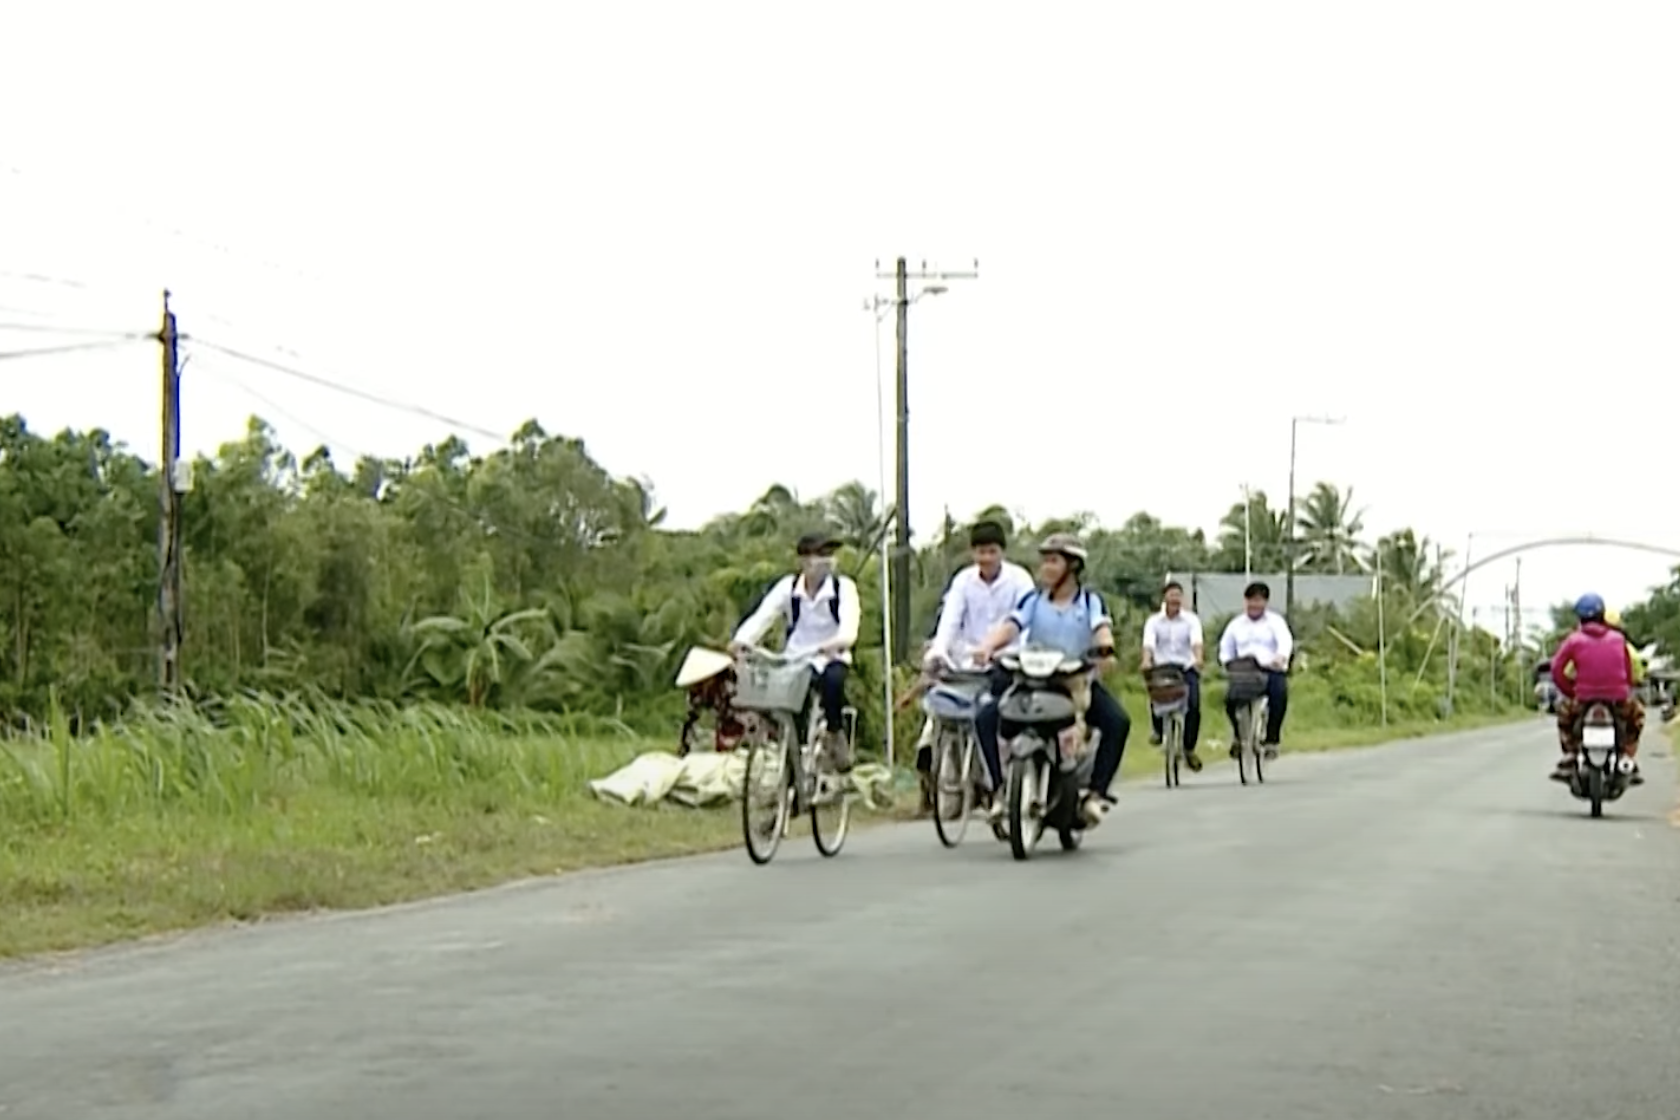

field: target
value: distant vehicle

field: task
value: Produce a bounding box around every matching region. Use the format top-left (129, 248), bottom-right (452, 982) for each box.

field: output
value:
top-left (1533, 661), bottom-right (1558, 713)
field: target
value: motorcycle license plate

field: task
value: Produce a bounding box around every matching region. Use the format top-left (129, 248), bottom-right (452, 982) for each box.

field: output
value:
top-left (1581, 724), bottom-right (1616, 748)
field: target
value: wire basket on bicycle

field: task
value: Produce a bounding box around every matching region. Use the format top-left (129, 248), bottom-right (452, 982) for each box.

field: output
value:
top-left (1223, 656), bottom-right (1269, 704)
top-left (1143, 664), bottom-right (1190, 707)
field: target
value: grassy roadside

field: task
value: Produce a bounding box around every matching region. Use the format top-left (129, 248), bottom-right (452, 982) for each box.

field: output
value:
top-left (0, 697), bottom-right (1529, 961)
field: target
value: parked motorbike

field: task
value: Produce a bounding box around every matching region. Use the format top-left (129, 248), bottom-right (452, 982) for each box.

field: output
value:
top-left (995, 643), bottom-right (1110, 860)
top-left (1566, 701), bottom-right (1635, 819)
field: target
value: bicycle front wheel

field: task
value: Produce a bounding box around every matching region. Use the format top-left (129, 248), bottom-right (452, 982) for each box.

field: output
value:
top-left (931, 725), bottom-right (975, 848)
top-left (1236, 706), bottom-right (1252, 786)
top-left (741, 721), bottom-right (794, 865)
top-left (809, 728), bottom-right (851, 858)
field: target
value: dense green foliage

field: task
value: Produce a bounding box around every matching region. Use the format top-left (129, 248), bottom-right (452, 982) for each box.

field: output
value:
top-left (0, 412), bottom-right (1539, 748)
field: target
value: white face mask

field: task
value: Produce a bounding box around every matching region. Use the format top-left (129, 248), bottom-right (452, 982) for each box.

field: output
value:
top-left (804, 557), bottom-right (836, 580)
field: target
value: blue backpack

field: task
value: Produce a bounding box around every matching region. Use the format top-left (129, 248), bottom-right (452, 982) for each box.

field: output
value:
top-left (786, 574), bottom-right (843, 637)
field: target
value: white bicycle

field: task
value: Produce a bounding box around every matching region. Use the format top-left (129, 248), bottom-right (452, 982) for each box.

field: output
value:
top-left (731, 646), bottom-right (856, 865)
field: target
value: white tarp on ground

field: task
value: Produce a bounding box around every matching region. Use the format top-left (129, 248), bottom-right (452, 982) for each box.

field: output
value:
top-left (589, 750), bottom-right (895, 811)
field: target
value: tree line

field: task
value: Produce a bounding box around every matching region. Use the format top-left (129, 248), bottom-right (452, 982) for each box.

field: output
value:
top-left (0, 411), bottom-right (1576, 738)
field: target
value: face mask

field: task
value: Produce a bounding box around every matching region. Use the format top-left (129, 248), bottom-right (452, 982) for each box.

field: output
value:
top-left (805, 557), bottom-right (836, 580)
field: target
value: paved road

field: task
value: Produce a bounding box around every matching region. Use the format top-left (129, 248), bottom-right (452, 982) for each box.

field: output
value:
top-left (3, 717), bottom-right (1677, 1120)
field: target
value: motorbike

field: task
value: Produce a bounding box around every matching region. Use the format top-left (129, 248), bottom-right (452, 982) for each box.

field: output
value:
top-left (1566, 701), bottom-right (1635, 819)
top-left (994, 643), bottom-right (1110, 861)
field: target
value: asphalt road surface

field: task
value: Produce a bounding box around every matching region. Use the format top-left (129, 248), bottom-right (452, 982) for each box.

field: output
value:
top-left (3, 716), bottom-right (1678, 1120)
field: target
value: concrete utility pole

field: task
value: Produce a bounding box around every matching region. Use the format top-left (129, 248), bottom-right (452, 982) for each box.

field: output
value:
top-left (873, 257), bottom-right (979, 663)
top-left (157, 291), bottom-right (184, 695)
top-left (1283, 414), bottom-right (1343, 620)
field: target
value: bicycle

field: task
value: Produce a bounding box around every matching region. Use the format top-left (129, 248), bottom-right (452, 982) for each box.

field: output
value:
top-left (731, 645), bottom-right (855, 865)
top-left (1143, 664), bottom-right (1191, 789)
top-left (921, 665), bottom-right (994, 848)
top-left (1224, 657), bottom-right (1269, 786)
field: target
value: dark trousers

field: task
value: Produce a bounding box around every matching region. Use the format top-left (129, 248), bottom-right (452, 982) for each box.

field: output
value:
top-left (975, 673), bottom-right (1132, 798)
top-left (1149, 667), bottom-right (1202, 751)
top-left (794, 661), bottom-right (849, 742)
top-left (1225, 669), bottom-right (1288, 744)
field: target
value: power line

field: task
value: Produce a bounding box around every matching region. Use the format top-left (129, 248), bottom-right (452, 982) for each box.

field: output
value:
top-left (193, 360), bottom-right (567, 548)
top-left (0, 320), bottom-right (151, 338)
top-left (0, 336), bottom-right (150, 362)
top-left (186, 336), bottom-right (508, 445)
top-left (193, 361), bottom-right (354, 455)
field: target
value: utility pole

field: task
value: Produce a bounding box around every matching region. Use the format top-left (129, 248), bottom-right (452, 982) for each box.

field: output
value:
top-left (1511, 557), bottom-right (1522, 648)
top-left (1283, 414), bottom-right (1343, 621)
top-left (1439, 542), bottom-right (1456, 715)
top-left (1284, 422), bottom-right (1298, 617)
top-left (874, 256), bottom-right (979, 663)
top-left (1445, 531), bottom-right (1474, 715)
top-left (157, 291), bottom-right (184, 695)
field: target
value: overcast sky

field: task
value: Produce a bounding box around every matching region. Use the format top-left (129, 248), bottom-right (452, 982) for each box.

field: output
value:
top-left (3, 1), bottom-right (1677, 634)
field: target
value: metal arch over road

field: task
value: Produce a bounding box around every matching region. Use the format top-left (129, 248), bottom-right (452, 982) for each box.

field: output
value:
top-left (1402, 536), bottom-right (1680, 629)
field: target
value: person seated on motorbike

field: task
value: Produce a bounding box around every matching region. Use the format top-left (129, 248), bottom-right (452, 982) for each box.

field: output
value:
top-left (969, 532), bottom-right (1132, 826)
top-left (914, 520), bottom-right (1037, 793)
top-left (1141, 579), bottom-right (1206, 771)
top-left (1548, 593), bottom-right (1644, 785)
top-left (1216, 581), bottom-right (1293, 759)
top-left (1603, 608), bottom-right (1648, 688)
top-left (729, 529), bottom-right (861, 772)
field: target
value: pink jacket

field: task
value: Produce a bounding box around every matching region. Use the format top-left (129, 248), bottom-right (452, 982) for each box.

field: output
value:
top-left (1550, 622), bottom-right (1634, 702)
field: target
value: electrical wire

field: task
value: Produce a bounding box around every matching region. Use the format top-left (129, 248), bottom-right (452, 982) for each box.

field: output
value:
top-left (192, 360), bottom-right (563, 547)
top-left (186, 336), bottom-right (508, 445)
top-left (0, 336), bottom-right (150, 362)
top-left (192, 361), bottom-right (354, 457)
top-left (0, 320), bottom-right (153, 339)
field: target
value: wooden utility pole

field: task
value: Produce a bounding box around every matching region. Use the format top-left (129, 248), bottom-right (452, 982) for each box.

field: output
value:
top-left (873, 257), bottom-right (979, 663)
top-left (157, 291), bottom-right (184, 694)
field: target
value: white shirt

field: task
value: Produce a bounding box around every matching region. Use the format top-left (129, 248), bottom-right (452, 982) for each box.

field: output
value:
top-left (1218, 609), bottom-right (1295, 669)
top-left (1142, 608), bottom-right (1204, 669)
top-left (732, 572), bottom-right (861, 671)
top-left (927, 561), bottom-right (1036, 665)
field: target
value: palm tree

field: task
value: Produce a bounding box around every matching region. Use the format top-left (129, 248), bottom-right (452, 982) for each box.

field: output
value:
top-left (1214, 490), bottom-right (1288, 572)
top-left (1294, 482), bottom-right (1367, 574)
top-left (822, 482), bottom-right (885, 552)
top-left (1373, 529), bottom-right (1451, 614)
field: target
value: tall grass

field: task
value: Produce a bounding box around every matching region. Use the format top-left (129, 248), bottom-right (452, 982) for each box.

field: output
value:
top-left (0, 692), bottom-right (647, 830)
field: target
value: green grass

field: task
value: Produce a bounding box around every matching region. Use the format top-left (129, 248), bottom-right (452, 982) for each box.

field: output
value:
top-left (0, 696), bottom-right (769, 960)
top-left (0, 688), bottom-right (1531, 961)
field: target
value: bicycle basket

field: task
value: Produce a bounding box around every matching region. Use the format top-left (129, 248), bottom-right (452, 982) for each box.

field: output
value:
top-left (732, 661), bottom-right (812, 713)
top-left (1143, 665), bottom-right (1189, 705)
top-left (923, 681), bottom-right (984, 723)
top-left (1224, 658), bottom-right (1268, 704)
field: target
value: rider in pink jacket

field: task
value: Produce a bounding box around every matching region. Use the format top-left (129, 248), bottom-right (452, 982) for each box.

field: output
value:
top-left (1548, 592), bottom-right (1644, 784)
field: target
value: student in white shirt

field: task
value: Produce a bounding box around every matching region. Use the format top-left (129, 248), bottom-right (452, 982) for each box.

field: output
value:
top-left (923, 521), bottom-right (1037, 671)
top-left (730, 530), bottom-right (862, 771)
top-left (913, 520), bottom-right (1037, 795)
top-left (1216, 580), bottom-right (1294, 759)
top-left (1140, 579), bottom-right (1205, 771)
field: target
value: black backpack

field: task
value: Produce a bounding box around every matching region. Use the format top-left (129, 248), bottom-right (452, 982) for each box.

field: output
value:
top-left (786, 574), bottom-right (842, 636)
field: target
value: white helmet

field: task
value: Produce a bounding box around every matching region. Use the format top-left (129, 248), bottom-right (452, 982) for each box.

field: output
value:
top-left (1037, 532), bottom-right (1089, 565)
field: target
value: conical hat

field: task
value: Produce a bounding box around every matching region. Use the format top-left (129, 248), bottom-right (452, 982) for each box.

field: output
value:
top-left (675, 646), bottom-right (733, 689)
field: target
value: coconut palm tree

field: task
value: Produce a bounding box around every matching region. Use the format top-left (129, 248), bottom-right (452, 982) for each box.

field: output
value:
top-left (1294, 482), bottom-right (1368, 574)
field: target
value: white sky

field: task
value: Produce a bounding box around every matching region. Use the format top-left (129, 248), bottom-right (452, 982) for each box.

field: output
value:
top-left (3, 1), bottom-right (1678, 634)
